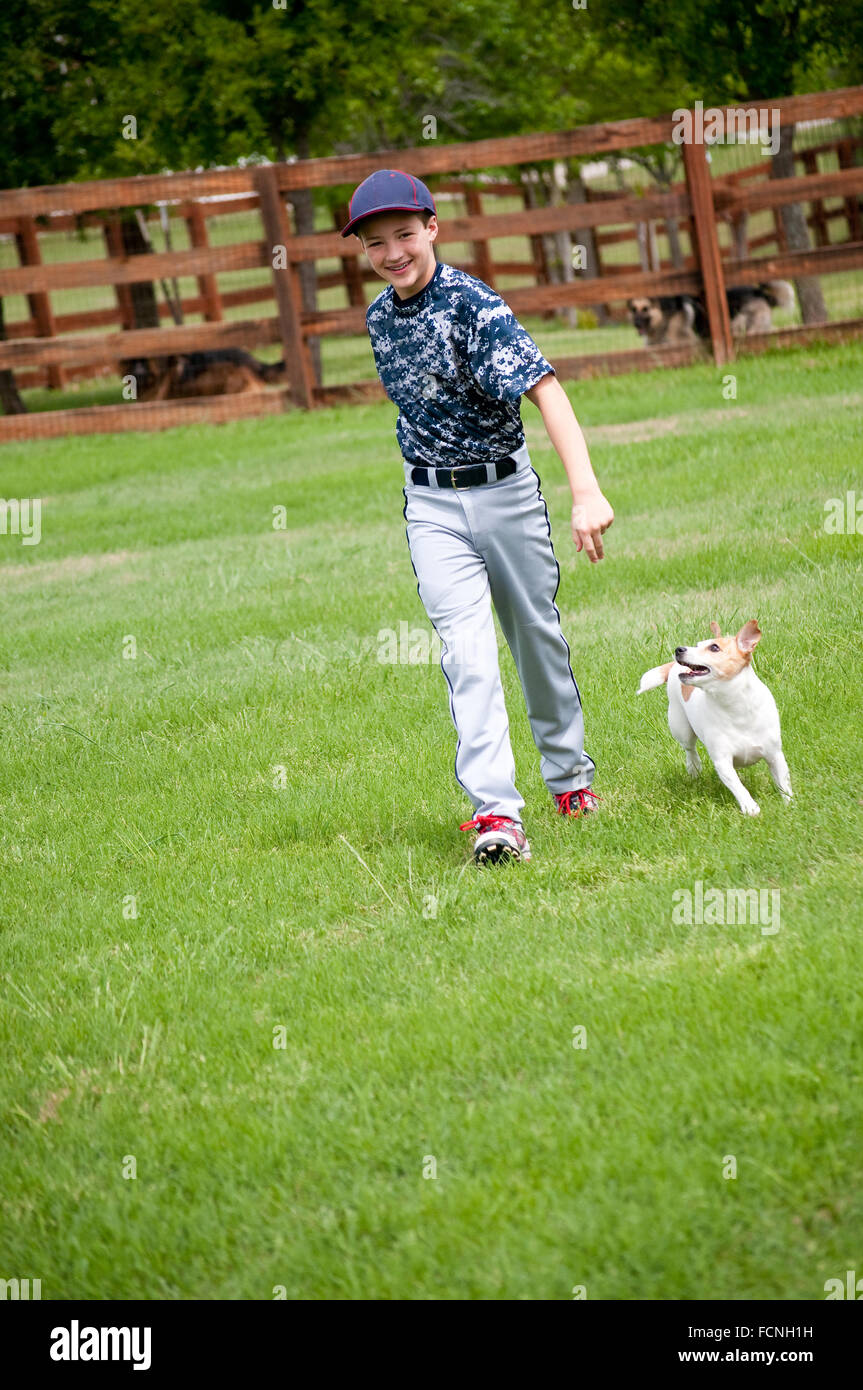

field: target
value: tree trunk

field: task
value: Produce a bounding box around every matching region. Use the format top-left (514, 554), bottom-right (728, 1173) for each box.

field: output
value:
top-left (665, 216), bottom-right (685, 270)
top-left (642, 162), bottom-right (686, 270)
top-left (567, 174), bottom-right (608, 322)
top-left (287, 134), bottom-right (322, 387)
top-left (649, 169), bottom-right (685, 270)
top-left (647, 219), bottom-right (661, 272)
top-left (120, 213), bottom-right (160, 328)
top-left (534, 168), bottom-right (559, 287)
top-left (533, 166), bottom-right (572, 325)
top-left (0, 297), bottom-right (26, 414)
top-left (521, 171), bottom-right (555, 320)
top-left (771, 122), bottom-right (827, 324)
top-left (550, 162), bottom-right (577, 328)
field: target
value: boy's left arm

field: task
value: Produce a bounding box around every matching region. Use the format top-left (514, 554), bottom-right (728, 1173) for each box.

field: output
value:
top-left (524, 373), bottom-right (613, 563)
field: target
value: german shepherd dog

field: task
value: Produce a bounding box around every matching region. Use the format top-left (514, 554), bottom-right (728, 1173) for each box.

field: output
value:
top-left (628, 281), bottom-right (794, 346)
top-left (128, 349), bottom-right (286, 402)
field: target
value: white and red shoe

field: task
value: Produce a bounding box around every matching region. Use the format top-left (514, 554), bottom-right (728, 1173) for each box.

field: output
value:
top-left (554, 788), bottom-right (601, 818)
top-left (459, 814), bottom-right (532, 865)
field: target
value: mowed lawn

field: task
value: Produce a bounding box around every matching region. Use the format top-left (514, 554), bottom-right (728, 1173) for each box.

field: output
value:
top-left (1, 341), bottom-right (861, 1301)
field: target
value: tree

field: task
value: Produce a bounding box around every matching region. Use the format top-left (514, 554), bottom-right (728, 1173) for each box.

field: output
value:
top-left (585, 0), bottom-right (863, 322)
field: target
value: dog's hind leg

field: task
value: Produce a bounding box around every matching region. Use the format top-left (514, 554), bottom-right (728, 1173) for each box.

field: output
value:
top-left (668, 699), bottom-right (702, 777)
top-left (765, 747), bottom-right (793, 802)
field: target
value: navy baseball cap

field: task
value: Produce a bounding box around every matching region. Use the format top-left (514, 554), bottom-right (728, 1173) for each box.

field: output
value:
top-left (340, 169), bottom-right (437, 238)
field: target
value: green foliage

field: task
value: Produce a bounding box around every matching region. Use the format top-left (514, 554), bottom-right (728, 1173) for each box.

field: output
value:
top-left (4, 0), bottom-right (859, 195)
top-left (1, 0), bottom-right (860, 226)
top-left (587, 0), bottom-right (863, 103)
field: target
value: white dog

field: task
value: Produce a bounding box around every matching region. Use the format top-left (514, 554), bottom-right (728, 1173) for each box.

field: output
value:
top-left (637, 619), bottom-right (792, 816)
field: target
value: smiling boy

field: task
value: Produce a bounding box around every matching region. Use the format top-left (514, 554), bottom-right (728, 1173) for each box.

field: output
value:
top-left (342, 169), bottom-right (614, 864)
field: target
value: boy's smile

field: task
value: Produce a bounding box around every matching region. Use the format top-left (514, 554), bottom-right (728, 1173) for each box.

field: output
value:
top-left (359, 212), bottom-right (439, 299)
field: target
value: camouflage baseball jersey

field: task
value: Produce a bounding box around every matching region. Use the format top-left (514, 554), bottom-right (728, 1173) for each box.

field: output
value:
top-left (365, 260), bottom-right (555, 467)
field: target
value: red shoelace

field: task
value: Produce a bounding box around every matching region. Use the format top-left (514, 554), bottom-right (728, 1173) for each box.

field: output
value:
top-left (555, 789), bottom-right (602, 817)
top-left (459, 814), bottom-right (519, 834)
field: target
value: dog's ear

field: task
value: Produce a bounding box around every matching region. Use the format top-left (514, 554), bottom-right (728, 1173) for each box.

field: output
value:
top-left (709, 620), bottom-right (722, 638)
top-left (736, 620), bottom-right (762, 653)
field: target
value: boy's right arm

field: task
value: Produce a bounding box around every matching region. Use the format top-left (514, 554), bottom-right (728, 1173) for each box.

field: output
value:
top-left (524, 374), bottom-right (614, 563)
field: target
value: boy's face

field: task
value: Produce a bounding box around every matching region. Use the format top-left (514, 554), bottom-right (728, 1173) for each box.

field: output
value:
top-left (358, 211), bottom-right (438, 299)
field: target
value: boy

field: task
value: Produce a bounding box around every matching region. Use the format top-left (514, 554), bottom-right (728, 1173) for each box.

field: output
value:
top-left (341, 169), bottom-right (614, 865)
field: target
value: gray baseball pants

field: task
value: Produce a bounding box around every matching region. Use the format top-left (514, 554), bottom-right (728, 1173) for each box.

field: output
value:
top-left (401, 441), bottom-right (595, 825)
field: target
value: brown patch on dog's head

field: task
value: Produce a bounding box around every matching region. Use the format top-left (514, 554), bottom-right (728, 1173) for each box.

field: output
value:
top-left (700, 622), bottom-right (761, 681)
top-left (675, 619), bottom-right (762, 685)
top-left (709, 638), bottom-right (749, 679)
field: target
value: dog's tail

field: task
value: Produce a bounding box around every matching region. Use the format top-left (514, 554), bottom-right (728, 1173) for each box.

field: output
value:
top-left (760, 280), bottom-right (795, 310)
top-left (259, 359), bottom-right (287, 383)
top-left (637, 661), bottom-right (674, 694)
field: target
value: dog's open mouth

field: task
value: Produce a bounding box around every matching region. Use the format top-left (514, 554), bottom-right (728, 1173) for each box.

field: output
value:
top-left (680, 661), bottom-right (711, 677)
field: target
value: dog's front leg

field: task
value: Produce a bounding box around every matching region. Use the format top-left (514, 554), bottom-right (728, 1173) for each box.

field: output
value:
top-left (152, 368), bottom-right (174, 402)
top-left (765, 748), bottom-right (793, 802)
top-left (712, 756), bottom-right (760, 815)
top-left (667, 695), bottom-right (701, 776)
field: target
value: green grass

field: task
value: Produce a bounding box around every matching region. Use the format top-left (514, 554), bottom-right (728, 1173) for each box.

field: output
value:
top-left (1, 339), bottom-right (861, 1300)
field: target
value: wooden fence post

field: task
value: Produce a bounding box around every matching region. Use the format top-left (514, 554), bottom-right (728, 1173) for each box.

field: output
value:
top-left (103, 216), bottom-right (136, 330)
top-left (802, 150), bottom-right (830, 245)
top-left (837, 138), bottom-right (863, 241)
top-left (464, 184), bottom-right (495, 287)
top-left (102, 214), bottom-right (138, 383)
top-left (184, 203), bottom-right (223, 321)
top-left (682, 141), bottom-right (733, 366)
top-left (254, 166), bottom-right (315, 409)
top-left (16, 217), bottom-right (64, 389)
top-left (334, 204), bottom-right (366, 307)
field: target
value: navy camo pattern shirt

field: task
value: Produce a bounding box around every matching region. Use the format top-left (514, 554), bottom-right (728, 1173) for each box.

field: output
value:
top-left (365, 260), bottom-right (555, 467)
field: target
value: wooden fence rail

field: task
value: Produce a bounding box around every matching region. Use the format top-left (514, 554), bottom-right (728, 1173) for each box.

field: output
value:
top-left (0, 85), bottom-right (861, 439)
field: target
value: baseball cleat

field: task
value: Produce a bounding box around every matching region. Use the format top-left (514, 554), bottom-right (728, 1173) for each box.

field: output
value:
top-left (459, 814), bottom-right (532, 865)
top-left (554, 788), bottom-right (602, 818)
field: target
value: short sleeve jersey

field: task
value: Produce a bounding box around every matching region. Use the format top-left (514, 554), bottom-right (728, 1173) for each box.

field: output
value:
top-left (365, 260), bottom-right (554, 467)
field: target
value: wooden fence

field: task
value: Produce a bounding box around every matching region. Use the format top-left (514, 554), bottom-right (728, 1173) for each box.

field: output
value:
top-left (4, 138), bottom-right (857, 360)
top-left (0, 85), bottom-right (862, 441)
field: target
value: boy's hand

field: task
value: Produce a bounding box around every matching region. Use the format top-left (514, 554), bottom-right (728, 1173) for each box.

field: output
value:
top-left (571, 489), bottom-right (614, 562)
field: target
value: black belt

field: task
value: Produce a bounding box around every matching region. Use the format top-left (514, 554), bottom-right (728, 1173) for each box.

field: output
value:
top-left (410, 457), bottom-right (517, 489)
